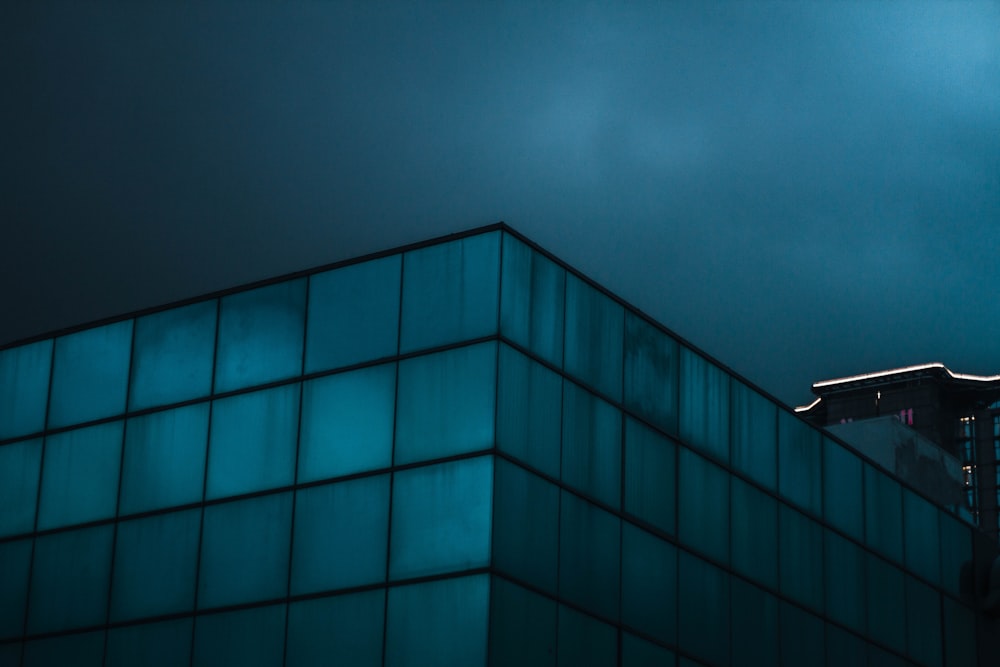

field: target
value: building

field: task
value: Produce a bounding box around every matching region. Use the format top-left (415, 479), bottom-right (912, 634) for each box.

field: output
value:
top-left (1, 223), bottom-right (998, 666)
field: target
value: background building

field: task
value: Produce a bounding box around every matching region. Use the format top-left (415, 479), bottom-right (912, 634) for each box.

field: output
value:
top-left (1, 224), bottom-right (998, 666)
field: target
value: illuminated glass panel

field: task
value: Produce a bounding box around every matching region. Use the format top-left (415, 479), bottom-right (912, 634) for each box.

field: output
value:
top-left (0, 538), bottom-right (32, 639)
top-left (306, 254), bottom-right (401, 372)
top-left (823, 438), bottom-right (863, 540)
top-left (556, 606), bottom-right (616, 667)
top-left (730, 380), bottom-right (776, 489)
top-left (731, 476), bottom-right (777, 588)
top-left (624, 312), bottom-right (679, 435)
top-left (192, 604), bottom-right (286, 667)
top-left (400, 232), bottom-right (500, 353)
top-left (678, 551), bottom-right (729, 666)
top-left (731, 577), bottom-right (777, 667)
top-left (298, 363), bottom-right (395, 482)
top-left (489, 577), bottom-right (557, 667)
top-left (0, 438), bottom-right (41, 537)
top-left (286, 590), bottom-right (384, 667)
top-left (48, 320), bottom-right (132, 428)
top-left (500, 233), bottom-right (565, 367)
top-left (679, 347), bottom-right (729, 463)
top-left (678, 447), bottom-right (729, 563)
top-left (0, 339), bottom-right (51, 440)
top-left (106, 618), bottom-right (193, 667)
top-left (779, 505), bottom-right (823, 610)
top-left (129, 300), bottom-right (216, 410)
top-left (559, 491), bottom-right (620, 619)
top-left (903, 489), bottom-right (941, 586)
top-left (624, 417), bottom-right (676, 536)
top-left (23, 630), bottom-right (104, 667)
top-left (496, 345), bottom-right (561, 478)
top-left (621, 522), bottom-right (677, 644)
top-left (864, 465), bottom-right (903, 563)
top-left (492, 459), bottom-right (559, 593)
top-left (214, 279), bottom-right (305, 393)
top-left (562, 380), bottom-right (621, 508)
top-left (564, 274), bottom-right (623, 401)
top-left (777, 410), bottom-right (822, 515)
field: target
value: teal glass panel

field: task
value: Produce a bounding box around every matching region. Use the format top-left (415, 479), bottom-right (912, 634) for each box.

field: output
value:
top-left (395, 343), bottom-right (496, 465)
top-left (562, 380), bottom-right (621, 508)
top-left (825, 623), bottom-right (866, 667)
top-left (864, 464), bottom-right (903, 562)
top-left (868, 644), bottom-right (909, 667)
top-left (286, 590), bottom-right (384, 667)
top-left (905, 575), bottom-right (942, 667)
top-left (192, 604), bottom-right (286, 667)
top-left (678, 551), bottom-right (729, 667)
top-left (23, 630), bottom-right (104, 667)
top-left (110, 509), bottom-right (200, 621)
top-left (0, 539), bottom-right (32, 639)
top-left (621, 522), bottom-right (677, 644)
top-left (939, 512), bottom-right (972, 598)
top-left (903, 489), bottom-right (941, 586)
top-left (492, 460), bottom-right (559, 593)
top-left (496, 345), bottom-right (561, 479)
top-left (37, 421), bottom-right (122, 530)
top-left (866, 554), bottom-right (905, 653)
top-left (824, 530), bottom-right (866, 632)
top-left (731, 476), bottom-right (777, 588)
top-left (0, 339), bottom-right (51, 439)
top-left (823, 438), bottom-right (863, 539)
top-left (400, 231), bottom-right (500, 353)
top-left (129, 300), bottom-right (216, 410)
top-left (48, 320), bottom-right (132, 428)
top-left (622, 633), bottom-right (676, 667)
top-left (556, 606), bottom-right (617, 667)
top-left (489, 577), bottom-right (557, 667)
top-left (291, 474), bottom-right (389, 594)
top-left (0, 439), bottom-right (41, 537)
top-left (942, 596), bottom-right (976, 667)
top-left (214, 278), bottom-right (305, 393)
top-left (679, 347), bottom-right (729, 463)
top-left (198, 493), bottom-right (292, 608)
top-left (499, 232), bottom-right (565, 367)
top-left (624, 417), bottom-right (676, 536)
top-left (559, 491), bottom-right (620, 619)
top-left (28, 524), bottom-right (113, 633)
top-left (106, 618), bottom-right (193, 667)
top-left (0, 643), bottom-right (20, 667)
top-left (206, 383), bottom-right (298, 499)
top-left (624, 312), bottom-right (679, 435)
top-left (779, 505), bottom-right (823, 610)
top-left (389, 456), bottom-right (492, 580)
top-left (779, 602), bottom-right (824, 667)
top-left (306, 254), bottom-right (401, 372)
top-left (563, 274), bottom-right (623, 401)
top-left (120, 403), bottom-right (208, 514)
top-left (777, 410), bottom-right (822, 515)
top-left (731, 578), bottom-right (777, 667)
top-left (729, 380), bottom-right (776, 489)
top-left (678, 447), bottom-right (729, 563)
top-left (299, 363), bottom-right (395, 482)
top-left (385, 574), bottom-right (489, 667)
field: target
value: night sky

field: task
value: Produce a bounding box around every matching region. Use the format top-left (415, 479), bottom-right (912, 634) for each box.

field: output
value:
top-left (2, 2), bottom-right (998, 407)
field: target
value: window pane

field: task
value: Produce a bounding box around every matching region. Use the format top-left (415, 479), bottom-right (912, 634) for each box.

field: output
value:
top-left (905, 575), bottom-right (942, 667)
top-left (678, 551), bottom-right (729, 667)
top-left (385, 575), bottom-right (489, 667)
top-left (0, 339), bottom-right (51, 440)
top-left (624, 312), bottom-right (679, 435)
top-left (48, 320), bottom-right (132, 428)
top-left (23, 630), bottom-right (104, 667)
top-left (38, 421), bottom-right (123, 530)
top-left (192, 604), bottom-right (286, 667)
top-left (106, 618), bottom-right (193, 667)
top-left (564, 274), bottom-right (623, 401)
top-left (562, 380), bottom-right (621, 508)
top-left (489, 577), bottom-right (557, 667)
top-left (120, 403), bottom-right (208, 515)
top-left (939, 512), bottom-right (972, 598)
top-left (207, 384), bottom-right (298, 499)
top-left (825, 623), bottom-right (866, 667)
top-left (286, 590), bottom-right (384, 667)
top-left (824, 530), bottom-right (866, 633)
top-left (729, 380), bottom-right (776, 489)
top-left (777, 410), bottom-right (822, 515)
top-left (215, 279), bottom-right (305, 393)
top-left (556, 606), bottom-right (617, 667)
top-left (903, 489), bottom-right (941, 586)
top-left (679, 348), bottom-right (729, 463)
top-left (866, 554), bottom-right (905, 654)
top-left (306, 254), bottom-right (401, 372)
top-left (389, 457), bottom-right (493, 580)
top-left (291, 475), bottom-right (389, 594)
top-left (130, 300), bottom-right (216, 410)
top-left (299, 363), bottom-right (395, 482)
top-left (865, 465), bottom-right (903, 562)
top-left (496, 345), bottom-right (561, 479)
top-left (624, 417), bottom-right (677, 536)
top-left (678, 448), bottom-right (729, 563)
top-left (0, 439), bottom-right (41, 537)
top-left (731, 578), bottom-right (777, 667)
top-left (198, 493), bottom-right (292, 608)
top-left (731, 476), bottom-right (777, 588)
top-left (492, 460), bottom-right (559, 594)
top-left (395, 343), bottom-right (496, 465)
top-left (110, 509), bottom-right (201, 621)
top-left (621, 632), bottom-right (676, 667)
top-left (621, 523), bottom-right (677, 644)
top-left (779, 602), bottom-right (824, 667)
top-left (558, 491), bottom-right (620, 619)
top-left (779, 505), bottom-right (824, 610)
top-left (942, 596), bottom-right (977, 667)
top-left (0, 538), bottom-right (32, 639)
top-left (823, 438), bottom-right (863, 539)
top-left (28, 525), bottom-right (113, 634)
top-left (499, 232), bottom-right (565, 367)
top-left (400, 232), bottom-right (500, 353)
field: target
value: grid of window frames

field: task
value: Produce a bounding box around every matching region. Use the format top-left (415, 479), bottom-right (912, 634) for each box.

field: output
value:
top-left (0, 226), bottom-right (985, 667)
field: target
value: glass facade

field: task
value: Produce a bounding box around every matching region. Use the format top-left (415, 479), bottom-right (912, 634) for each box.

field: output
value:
top-left (0, 225), bottom-right (992, 666)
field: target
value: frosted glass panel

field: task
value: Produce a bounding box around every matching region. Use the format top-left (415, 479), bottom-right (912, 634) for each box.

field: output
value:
top-left (624, 312), bottom-right (679, 435)
top-left (777, 410), bottom-right (823, 515)
top-left (496, 345), bottom-right (561, 478)
top-left (559, 491), bottom-right (620, 619)
top-left (287, 591), bottom-right (385, 667)
top-left (562, 380), bottom-right (621, 508)
top-left (493, 460), bottom-right (559, 593)
top-left (106, 618), bottom-right (193, 667)
top-left (489, 577), bottom-right (557, 667)
top-left (779, 505), bottom-right (824, 610)
top-left (823, 438), bottom-right (863, 539)
top-left (864, 465), bottom-right (903, 562)
top-left (563, 274), bottom-right (623, 401)
top-left (678, 447), bottom-right (729, 563)
top-left (499, 233), bottom-right (565, 366)
top-left (731, 476), bottom-right (777, 588)
top-left (0, 339), bottom-right (51, 440)
top-left (193, 604), bottom-right (286, 667)
top-left (624, 417), bottom-right (676, 536)
top-left (130, 300), bottom-right (216, 410)
top-left (48, 320), bottom-right (132, 428)
top-left (23, 631), bottom-right (105, 667)
top-left (215, 279), bottom-right (305, 393)
top-left (0, 539), bottom-right (32, 639)
top-left (678, 551), bottom-right (729, 666)
top-left (903, 489), bottom-right (941, 586)
top-left (621, 523), bottom-right (677, 644)
top-left (0, 439), bottom-right (41, 537)
top-left (557, 605), bottom-right (617, 667)
top-left (679, 347), bottom-right (729, 463)
top-left (730, 380), bottom-right (776, 489)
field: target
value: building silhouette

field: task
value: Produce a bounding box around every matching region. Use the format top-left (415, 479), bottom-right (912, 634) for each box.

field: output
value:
top-left (0, 223), bottom-right (998, 666)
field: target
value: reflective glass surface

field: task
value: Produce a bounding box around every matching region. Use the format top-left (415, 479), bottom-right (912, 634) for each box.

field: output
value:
top-left (679, 347), bottom-right (729, 463)
top-left (731, 476), bottom-right (777, 588)
top-left (624, 312), bottom-right (679, 435)
top-left (779, 505), bottom-right (824, 610)
top-left (731, 577), bottom-right (777, 667)
top-left (496, 345), bottom-right (561, 478)
top-left (678, 447), bottom-right (729, 563)
top-left (903, 489), bottom-right (941, 586)
top-left (192, 604), bottom-right (286, 667)
top-left (624, 417), bottom-right (676, 536)
top-left (864, 464), bottom-right (903, 562)
top-left (106, 618), bottom-right (193, 667)
top-left (500, 233), bottom-right (565, 367)
top-left (621, 522), bottom-right (677, 644)
top-left (492, 459), bottom-right (559, 593)
top-left (563, 274), bottom-right (623, 401)
top-left (22, 630), bottom-right (105, 667)
top-left (556, 605), bottom-right (616, 667)
top-left (561, 380), bottom-right (621, 508)
top-left (0, 439), bottom-right (41, 537)
top-left (0, 339), bottom-right (51, 440)
top-left (678, 551), bottom-right (729, 666)
top-left (0, 538), bottom-right (32, 639)
top-left (777, 410), bottom-right (822, 515)
top-left (823, 438), bottom-right (863, 539)
top-left (286, 590), bottom-right (384, 667)
top-left (559, 491), bottom-right (620, 619)
top-left (729, 380), bottom-right (776, 489)
top-left (489, 577), bottom-right (557, 667)
top-left (48, 320), bottom-right (132, 428)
